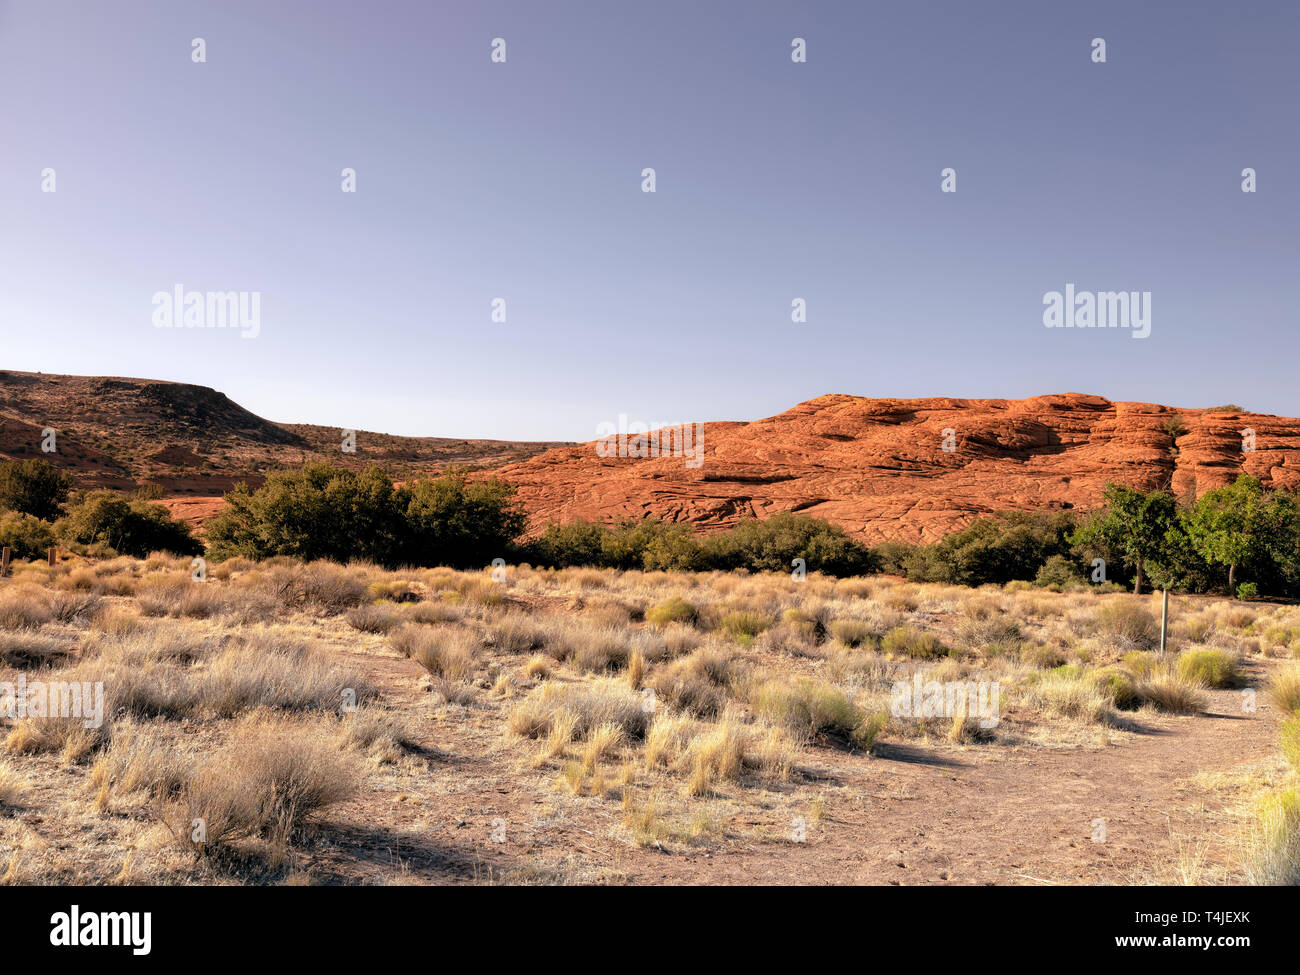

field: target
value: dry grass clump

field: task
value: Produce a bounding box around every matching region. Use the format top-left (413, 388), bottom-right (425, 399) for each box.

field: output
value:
top-left (880, 625), bottom-right (947, 659)
top-left (338, 707), bottom-right (420, 762)
top-left (390, 625), bottom-right (477, 681)
top-left (622, 790), bottom-right (725, 846)
top-left (169, 714), bottom-right (363, 855)
top-left (89, 719), bottom-right (189, 808)
top-left (47, 591), bottom-right (103, 624)
top-left (508, 679), bottom-right (650, 742)
top-left (346, 604), bottom-right (405, 634)
top-left (828, 618), bottom-right (877, 649)
top-left (956, 614), bottom-right (1023, 658)
top-left (485, 615), bottom-right (549, 655)
top-left (0, 760), bottom-right (30, 811)
top-left (646, 647), bottom-right (741, 718)
top-left (267, 562), bottom-right (369, 612)
top-left (646, 597), bottom-right (697, 627)
top-left (0, 633), bottom-right (73, 668)
top-left (714, 610), bottom-right (770, 644)
top-left (405, 601), bottom-right (463, 625)
top-left (749, 677), bottom-right (883, 748)
top-left (1135, 671), bottom-right (1207, 714)
top-left (1092, 600), bottom-right (1158, 652)
top-left (1268, 666), bottom-right (1300, 715)
top-left (1022, 669), bottom-right (1116, 724)
top-left (0, 587), bottom-right (53, 630)
top-left (4, 711), bottom-right (109, 763)
top-left (1175, 647), bottom-right (1239, 689)
top-left (1244, 787), bottom-right (1300, 885)
top-left (201, 639), bottom-right (373, 717)
top-left (543, 620), bottom-right (666, 673)
top-left (137, 575), bottom-right (227, 619)
top-left (641, 712), bottom-right (797, 796)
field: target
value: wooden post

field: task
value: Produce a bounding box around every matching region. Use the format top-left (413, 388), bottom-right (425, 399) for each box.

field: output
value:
top-left (1, 546), bottom-right (10, 577)
top-left (48, 546), bottom-right (56, 567)
top-left (1159, 589), bottom-right (1169, 656)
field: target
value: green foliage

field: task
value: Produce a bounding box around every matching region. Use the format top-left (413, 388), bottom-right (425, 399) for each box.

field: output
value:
top-left (397, 471), bottom-right (528, 569)
top-left (58, 491), bottom-right (202, 558)
top-left (1176, 648), bottom-right (1239, 689)
top-left (700, 513), bottom-right (877, 576)
top-left (902, 511), bottom-right (1077, 586)
top-left (1070, 484), bottom-right (1182, 594)
top-left (645, 597), bottom-right (697, 626)
top-left (205, 464), bottom-right (525, 568)
top-left (0, 459), bottom-right (73, 520)
top-left (0, 510), bottom-right (57, 559)
top-left (1238, 582), bottom-right (1259, 600)
top-left (527, 511), bottom-right (875, 577)
top-left (1034, 554), bottom-right (1083, 590)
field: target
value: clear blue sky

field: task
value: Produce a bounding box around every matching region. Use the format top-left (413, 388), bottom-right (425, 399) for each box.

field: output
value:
top-left (1, 0), bottom-right (1296, 441)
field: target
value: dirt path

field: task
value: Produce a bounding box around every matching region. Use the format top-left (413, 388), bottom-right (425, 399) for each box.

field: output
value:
top-left (306, 642), bottom-right (1282, 886)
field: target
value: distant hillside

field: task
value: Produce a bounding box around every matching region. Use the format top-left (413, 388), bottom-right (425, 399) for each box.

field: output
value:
top-left (493, 393), bottom-right (1300, 544)
top-left (0, 371), bottom-right (569, 526)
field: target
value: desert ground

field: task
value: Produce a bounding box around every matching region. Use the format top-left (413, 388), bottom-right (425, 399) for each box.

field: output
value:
top-left (1, 555), bottom-right (1297, 886)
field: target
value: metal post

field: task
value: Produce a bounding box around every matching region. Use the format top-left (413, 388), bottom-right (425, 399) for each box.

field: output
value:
top-left (1159, 588), bottom-right (1169, 656)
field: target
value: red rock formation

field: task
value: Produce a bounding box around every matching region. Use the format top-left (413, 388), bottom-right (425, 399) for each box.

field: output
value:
top-left (495, 394), bottom-right (1300, 544)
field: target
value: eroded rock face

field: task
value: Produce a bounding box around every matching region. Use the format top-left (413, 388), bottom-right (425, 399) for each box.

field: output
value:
top-left (495, 394), bottom-right (1300, 544)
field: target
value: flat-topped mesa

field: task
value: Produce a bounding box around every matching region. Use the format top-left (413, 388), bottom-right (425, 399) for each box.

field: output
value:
top-left (494, 394), bottom-right (1300, 545)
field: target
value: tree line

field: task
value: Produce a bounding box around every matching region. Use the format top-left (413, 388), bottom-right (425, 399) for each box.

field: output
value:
top-left (2, 458), bottom-right (1295, 597)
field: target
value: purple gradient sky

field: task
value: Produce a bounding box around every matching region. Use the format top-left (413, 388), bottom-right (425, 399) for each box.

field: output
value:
top-left (1, 0), bottom-right (1297, 441)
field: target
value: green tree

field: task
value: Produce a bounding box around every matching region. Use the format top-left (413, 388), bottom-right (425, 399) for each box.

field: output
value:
top-left (1185, 475), bottom-right (1268, 593)
top-left (1071, 484), bottom-right (1181, 595)
top-left (58, 491), bottom-right (202, 557)
top-left (396, 471), bottom-right (527, 568)
top-left (0, 458), bottom-right (73, 520)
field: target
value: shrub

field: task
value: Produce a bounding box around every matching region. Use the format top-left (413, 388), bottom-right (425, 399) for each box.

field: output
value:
top-left (58, 491), bottom-right (202, 558)
top-left (1268, 666), bottom-right (1300, 715)
top-left (1093, 600), bottom-right (1158, 651)
top-left (1175, 648), bottom-right (1239, 688)
top-left (206, 464), bottom-right (525, 568)
top-left (716, 610), bottom-right (770, 643)
top-left (829, 619), bottom-right (876, 648)
top-left (700, 512), bottom-right (877, 577)
top-left (172, 716), bottom-right (362, 854)
top-left (1136, 673), bottom-right (1206, 714)
top-left (646, 597), bottom-right (697, 627)
top-left (0, 511), bottom-right (57, 560)
top-left (880, 625), bottom-right (946, 659)
top-left (749, 677), bottom-right (879, 747)
top-left (902, 511), bottom-right (1077, 586)
top-left (1034, 554), bottom-right (1083, 590)
top-left (1238, 582), bottom-right (1259, 600)
top-left (1022, 671), bottom-right (1115, 724)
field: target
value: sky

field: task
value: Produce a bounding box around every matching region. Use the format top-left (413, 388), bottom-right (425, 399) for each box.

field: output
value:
top-left (0, 0), bottom-right (1296, 441)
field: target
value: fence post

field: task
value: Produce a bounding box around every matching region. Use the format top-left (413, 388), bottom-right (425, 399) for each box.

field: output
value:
top-left (1159, 589), bottom-right (1169, 656)
top-left (48, 546), bottom-right (56, 568)
top-left (1, 546), bottom-right (10, 577)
